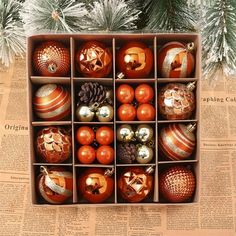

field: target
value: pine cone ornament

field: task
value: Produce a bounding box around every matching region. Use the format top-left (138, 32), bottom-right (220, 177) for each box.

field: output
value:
top-left (78, 82), bottom-right (106, 106)
top-left (117, 143), bottom-right (136, 164)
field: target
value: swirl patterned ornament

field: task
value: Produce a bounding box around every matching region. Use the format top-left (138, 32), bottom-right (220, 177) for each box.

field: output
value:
top-left (33, 84), bottom-right (71, 121)
top-left (37, 166), bottom-right (73, 204)
top-left (159, 123), bottom-right (196, 161)
top-left (33, 41), bottom-right (70, 76)
top-left (158, 41), bottom-right (195, 78)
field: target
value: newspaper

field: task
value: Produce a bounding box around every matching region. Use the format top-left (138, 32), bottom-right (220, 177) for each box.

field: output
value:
top-left (0, 57), bottom-right (235, 236)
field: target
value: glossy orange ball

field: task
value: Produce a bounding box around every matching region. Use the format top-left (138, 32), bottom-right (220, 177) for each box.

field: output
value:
top-left (76, 126), bottom-right (95, 145)
top-left (96, 126), bottom-right (114, 145)
top-left (137, 104), bottom-right (155, 121)
top-left (77, 146), bottom-right (96, 164)
top-left (96, 146), bottom-right (114, 165)
top-left (116, 84), bottom-right (134, 103)
top-left (135, 84), bottom-right (154, 103)
top-left (118, 104), bottom-right (136, 121)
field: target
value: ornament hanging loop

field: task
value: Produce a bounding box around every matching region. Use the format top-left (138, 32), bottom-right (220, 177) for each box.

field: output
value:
top-left (40, 166), bottom-right (49, 176)
top-left (186, 81), bottom-right (196, 91)
top-left (104, 167), bottom-right (114, 177)
top-left (186, 123), bottom-right (197, 133)
top-left (145, 165), bottom-right (155, 175)
top-left (187, 42), bottom-right (195, 52)
top-left (116, 72), bottom-right (125, 80)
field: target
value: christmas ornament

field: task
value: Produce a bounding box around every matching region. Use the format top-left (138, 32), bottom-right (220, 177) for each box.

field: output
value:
top-left (96, 105), bottom-right (114, 122)
top-left (117, 125), bottom-right (134, 142)
top-left (118, 104), bottom-right (136, 121)
top-left (159, 165), bottom-right (196, 202)
top-left (117, 143), bottom-right (136, 164)
top-left (135, 84), bottom-right (154, 103)
top-left (159, 123), bottom-right (196, 161)
top-left (158, 82), bottom-right (196, 120)
top-left (96, 126), bottom-right (114, 145)
top-left (77, 145), bottom-right (96, 164)
top-left (96, 146), bottom-right (114, 165)
top-left (78, 168), bottom-right (114, 203)
top-left (117, 42), bottom-right (153, 78)
top-left (36, 127), bottom-right (71, 163)
top-left (76, 105), bottom-right (94, 122)
top-left (137, 103), bottom-right (155, 121)
top-left (33, 84), bottom-right (71, 121)
top-left (76, 126), bottom-right (95, 145)
top-left (118, 166), bottom-right (154, 203)
top-left (76, 41), bottom-right (112, 78)
top-left (33, 41), bottom-right (70, 76)
top-left (158, 41), bottom-right (195, 78)
top-left (116, 84), bottom-right (135, 103)
top-left (37, 166), bottom-right (73, 204)
top-left (136, 145), bottom-right (153, 164)
top-left (135, 124), bottom-right (154, 143)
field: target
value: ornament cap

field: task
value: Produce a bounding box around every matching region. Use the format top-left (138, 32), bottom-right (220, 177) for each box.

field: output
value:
top-left (187, 42), bottom-right (195, 52)
top-left (104, 167), bottom-right (114, 177)
top-left (40, 166), bottom-right (49, 176)
top-left (186, 81), bottom-right (196, 91)
top-left (116, 72), bottom-right (125, 79)
top-left (186, 123), bottom-right (197, 133)
top-left (145, 165), bottom-right (155, 175)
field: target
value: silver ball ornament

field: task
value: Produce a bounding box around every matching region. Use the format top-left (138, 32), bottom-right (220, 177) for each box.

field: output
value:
top-left (96, 105), bottom-right (114, 122)
top-left (135, 124), bottom-right (154, 143)
top-left (76, 105), bottom-right (94, 122)
top-left (136, 145), bottom-right (153, 164)
top-left (117, 125), bottom-right (134, 142)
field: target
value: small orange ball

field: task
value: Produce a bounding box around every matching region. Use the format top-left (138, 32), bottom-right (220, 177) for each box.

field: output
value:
top-left (96, 146), bottom-right (114, 165)
top-left (76, 126), bottom-right (95, 145)
top-left (137, 104), bottom-right (155, 121)
top-left (77, 146), bottom-right (96, 164)
top-left (116, 84), bottom-right (134, 103)
top-left (96, 126), bottom-right (114, 145)
top-left (118, 104), bottom-right (136, 121)
top-left (135, 84), bottom-right (154, 103)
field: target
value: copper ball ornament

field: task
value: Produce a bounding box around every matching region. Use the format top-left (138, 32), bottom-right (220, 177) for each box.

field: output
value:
top-left (37, 166), bottom-right (73, 204)
top-left (117, 124), bottom-right (134, 142)
top-left (78, 168), bottom-right (114, 203)
top-left (159, 123), bottom-right (196, 161)
top-left (137, 103), bottom-right (155, 121)
top-left (76, 41), bottom-right (112, 78)
top-left (158, 41), bottom-right (195, 78)
top-left (36, 127), bottom-right (72, 163)
top-left (77, 145), bottom-right (96, 164)
top-left (135, 84), bottom-right (154, 103)
top-left (76, 126), bottom-right (95, 145)
top-left (135, 124), bottom-right (154, 143)
top-left (33, 84), bottom-right (71, 121)
top-left (96, 146), bottom-right (114, 165)
top-left (117, 42), bottom-right (154, 78)
top-left (118, 104), bottom-right (136, 121)
top-left (159, 165), bottom-right (196, 202)
top-left (33, 41), bottom-right (70, 76)
top-left (158, 82), bottom-right (196, 120)
top-left (76, 105), bottom-right (94, 122)
top-left (118, 166), bottom-right (154, 203)
top-left (96, 126), bottom-right (114, 145)
top-left (116, 84), bottom-right (135, 103)
top-left (96, 104), bottom-right (114, 122)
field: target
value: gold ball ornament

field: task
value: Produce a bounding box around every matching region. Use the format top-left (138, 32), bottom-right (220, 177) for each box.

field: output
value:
top-left (117, 125), bottom-right (134, 142)
top-left (96, 104), bottom-right (114, 122)
top-left (76, 105), bottom-right (94, 122)
top-left (135, 124), bottom-right (154, 143)
top-left (136, 145), bottom-right (154, 164)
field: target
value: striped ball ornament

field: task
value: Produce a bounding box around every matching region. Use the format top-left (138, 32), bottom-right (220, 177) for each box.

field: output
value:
top-left (159, 123), bottom-right (196, 161)
top-left (158, 41), bottom-right (195, 78)
top-left (33, 84), bottom-right (71, 121)
top-left (37, 166), bottom-right (73, 204)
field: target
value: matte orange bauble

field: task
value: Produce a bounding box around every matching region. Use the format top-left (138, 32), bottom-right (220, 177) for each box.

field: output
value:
top-left (118, 104), bottom-right (136, 121)
top-left (96, 126), bottom-right (114, 145)
top-left (78, 168), bottom-right (114, 203)
top-left (116, 84), bottom-right (134, 103)
top-left (96, 146), bottom-right (114, 165)
top-left (77, 146), bottom-right (96, 164)
top-left (76, 41), bottom-right (112, 78)
top-left (76, 126), bottom-right (95, 145)
top-left (117, 42), bottom-right (153, 78)
top-left (137, 103), bottom-right (155, 121)
top-left (135, 84), bottom-right (154, 103)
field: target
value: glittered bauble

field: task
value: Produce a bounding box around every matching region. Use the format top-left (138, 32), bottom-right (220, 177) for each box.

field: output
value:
top-left (118, 166), bottom-right (154, 203)
top-left (96, 105), bottom-right (114, 122)
top-left (117, 143), bottom-right (136, 164)
top-left (117, 125), bottom-right (134, 142)
top-left (76, 41), bottom-right (112, 78)
top-left (37, 166), bottom-right (73, 204)
top-left (96, 126), bottom-right (114, 145)
top-left (118, 104), bottom-right (136, 121)
top-left (137, 103), bottom-right (155, 121)
top-left (77, 145), bottom-right (96, 164)
top-left (96, 146), bottom-right (114, 165)
top-left (136, 145), bottom-right (153, 164)
top-left (158, 82), bottom-right (196, 120)
top-left (135, 124), bottom-right (154, 143)
top-left (76, 126), bottom-right (95, 145)
top-left (33, 84), bottom-right (71, 121)
top-left (159, 166), bottom-right (196, 202)
top-left (36, 127), bottom-right (71, 163)
top-left (76, 105), bottom-right (94, 122)
top-left (159, 123), bottom-right (196, 161)
top-left (135, 84), bottom-right (154, 103)
top-left (158, 41), bottom-right (195, 78)
top-left (78, 168), bottom-right (114, 203)
top-left (116, 84), bottom-right (135, 103)
top-left (33, 41), bottom-right (70, 76)
top-left (117, 42), bottom-right (154, 78)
